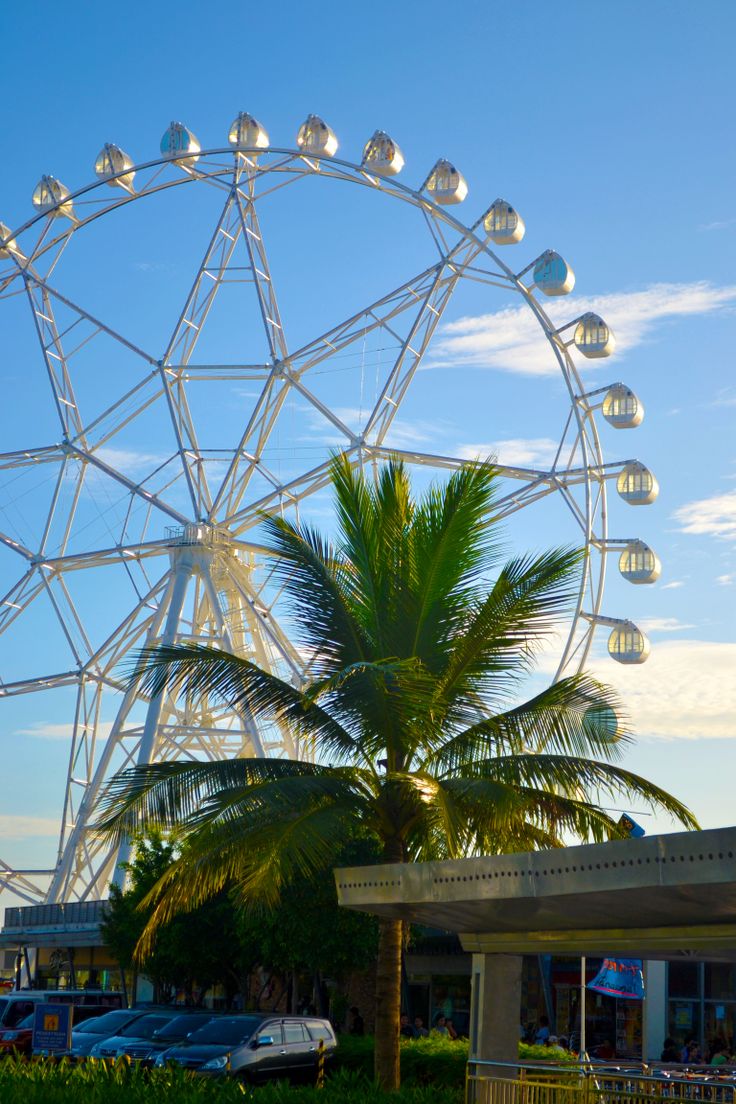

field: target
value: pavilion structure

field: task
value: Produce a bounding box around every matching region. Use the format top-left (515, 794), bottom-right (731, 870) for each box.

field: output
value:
top-left (336, 825), bottom-right (736, 1066)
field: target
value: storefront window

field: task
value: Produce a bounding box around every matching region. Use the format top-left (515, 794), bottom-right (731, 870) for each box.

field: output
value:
top-left (669, 962), bottom-right (700, 999)
top-left (705, 964), bottom-right (736, 1001)
top-left (430, 975), bottom-right (471, 1037)
top-left (704, 1002), bottom-right (736, 1047)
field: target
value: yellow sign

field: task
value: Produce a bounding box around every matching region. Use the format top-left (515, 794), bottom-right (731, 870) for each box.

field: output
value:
top-left (43, 1013), bottom-right (60, 1032)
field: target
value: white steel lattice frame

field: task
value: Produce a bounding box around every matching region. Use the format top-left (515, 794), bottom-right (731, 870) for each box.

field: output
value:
top-left (0, 145), bottom-right (642, 906)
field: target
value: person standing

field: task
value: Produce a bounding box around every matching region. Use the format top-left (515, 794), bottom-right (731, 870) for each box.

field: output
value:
top-left (349, 1006), bottom-right (364, 1036)
top-left (534, 1016), bottom-right (551, 1045)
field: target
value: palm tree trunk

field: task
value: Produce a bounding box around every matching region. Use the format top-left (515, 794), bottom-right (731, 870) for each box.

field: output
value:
top-left (374, 915), bottom-right (403, 1090)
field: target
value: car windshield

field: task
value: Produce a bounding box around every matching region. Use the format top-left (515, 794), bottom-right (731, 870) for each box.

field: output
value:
top-left (0, 1000), bottom-right (8, 1022)
top-left (16, 1014), bottom-right (34, 1030)
top-left (74, 1011), bottom-right (139, 1035)
top-left (187, 1017), bottom-right (263, 1046)
top-left (153, 1014), bottom-right (213, 1041)
top-left (119, 1014), bottom-right (175, 1040)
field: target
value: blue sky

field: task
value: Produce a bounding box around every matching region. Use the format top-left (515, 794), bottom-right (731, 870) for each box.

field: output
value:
top-left (0, 0), bottom-right (735, 899)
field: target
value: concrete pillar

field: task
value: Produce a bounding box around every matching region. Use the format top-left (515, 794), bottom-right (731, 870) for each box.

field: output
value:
top-left (643, 960), bottom-right (667, 1062)
top-left (469, 953), bottom-right (523, 1067)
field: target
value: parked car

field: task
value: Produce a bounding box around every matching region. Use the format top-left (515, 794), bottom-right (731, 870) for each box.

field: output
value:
top-left (155, 1015), bottom-right (337, 1082)
top-left (2, 1003), bottom-right (112, 1059)
top-left (116, 1012), bottom-right (217, 1064)
top-left (67, 1008), bottom-right (150, 1058)
top-left (89, 1011), bottom-right (181, 1059)
top-left (0, 1012), bottom-right (34, 1058)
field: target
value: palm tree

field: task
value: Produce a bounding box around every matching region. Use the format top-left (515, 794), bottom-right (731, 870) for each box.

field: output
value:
top-left (97, 456), bottom-right (696, 1090)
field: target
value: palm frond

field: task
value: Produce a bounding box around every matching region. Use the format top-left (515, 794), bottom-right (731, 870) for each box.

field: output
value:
top-left (455, 754), bottom-right (699, 829)
top-left (126, 643), bottom-right (363, 762)
top-left (95, 757), bottom-right (335, 840)
top-left (411, 461), bottom-right (500, 663)
top-left (440, 775), bottom-right (619, 844)
top-left (133, 793), bottom-right (365, 958)
top-left (424, 674), bottom-right (626, 770)
top-left (260, 508), bottom-right (370, 670)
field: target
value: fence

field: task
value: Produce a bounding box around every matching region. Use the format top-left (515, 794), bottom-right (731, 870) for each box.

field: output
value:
top-left (467, 1062), bottom-right (736, 1104)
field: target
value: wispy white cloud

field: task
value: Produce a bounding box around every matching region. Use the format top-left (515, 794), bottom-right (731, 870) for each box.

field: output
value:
top-left (457, 437), bottom-right (559, 468)
top-left (699, 218), bottom-right (736, 232)
top-left (14, 721), bottom-right (113, 741)
top-left (673, 490), bottom-right (736, 540)
top-left (717, 574), bottom-right (735, 586)
top-left (660, 581), bottom-right (684, 590)
top-left (429, 282), bottom-right (736, 377)
top-left (589, 640), bottom-right (736, 740)
top-left (303, 403), bottom-right (452, 453)
top-left (638, 617), bottom-right (695, 634)
top-left (132, 261), bottom-right (174, 273)
top-left (0, 815), bottom-right (59, 839)
top-left (711, 387), bottom-right (736, 408)
top-left (95, 447), bottom-right (169, 477)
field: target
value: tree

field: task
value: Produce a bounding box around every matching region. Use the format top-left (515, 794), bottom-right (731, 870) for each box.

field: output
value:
top-left (97, 456), bottom-right (697, 1089)
top-left (102, 835), bottom-right (255, 1004)
top-left (248, 835), bottom-right (380, 1015)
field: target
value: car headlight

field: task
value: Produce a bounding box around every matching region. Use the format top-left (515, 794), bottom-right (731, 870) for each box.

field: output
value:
top-left (154, 1054), bottom-right (168, 1068)
top-left (201, 1055), bottom-right (229, 1070)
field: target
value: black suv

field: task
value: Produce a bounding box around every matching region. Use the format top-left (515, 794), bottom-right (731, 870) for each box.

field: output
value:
top-left (154, 1014), bottom-right (337, 1082)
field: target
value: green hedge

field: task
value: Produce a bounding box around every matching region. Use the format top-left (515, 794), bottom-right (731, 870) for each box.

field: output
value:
top-left (0, 1058), bottom-right (463, 1104)
top-left (335, 1035), bottom-right (575, 1086)
top-left (335, 1034), bottom-right (467, 1086)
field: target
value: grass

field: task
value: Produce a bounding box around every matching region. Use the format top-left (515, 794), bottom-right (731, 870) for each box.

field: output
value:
top-left (0, 1057), bottom-right (463, 1103)
top-left (0, 1037), bottom-right (574, 1101)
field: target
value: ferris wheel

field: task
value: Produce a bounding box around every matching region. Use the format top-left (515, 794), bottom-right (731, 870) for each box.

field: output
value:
top-left (0, 113), bottom-right (661, 906)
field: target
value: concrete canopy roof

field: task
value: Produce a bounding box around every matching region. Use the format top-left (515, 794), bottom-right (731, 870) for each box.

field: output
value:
top-left (336, 825), bottom-right (736, 959)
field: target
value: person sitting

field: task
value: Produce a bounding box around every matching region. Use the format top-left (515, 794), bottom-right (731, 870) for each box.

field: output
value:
top-left (413, 1016), bottom-right (428, 1038)
top-left (684, 1040), bottom-right (703, 1064)
top-left (710, 1040), bottom-right (730, 1067)
top-left (661, 1037), bottom-right (680, 1062)
top-left (445, 1018), bottom-right (459, 1040)
top-left (399, 1013), bottom-right (415, 1038)
top-left (432, 1014), bottom-right (450, 1036)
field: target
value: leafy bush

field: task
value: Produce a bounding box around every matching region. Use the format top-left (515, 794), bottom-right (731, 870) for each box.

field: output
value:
top-left (335, 1034), bottom-right (577, 1086)
top-left (0, 1058), bottom-right (463, 1104)
top-left (335, 1034), bottom-right (468, 1086)
top-left (519, 1043), bottom-right (576, 1063)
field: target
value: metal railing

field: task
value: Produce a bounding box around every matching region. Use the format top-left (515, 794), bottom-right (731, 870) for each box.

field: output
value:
top-left (467, 1062), bottom-right (736, 1104)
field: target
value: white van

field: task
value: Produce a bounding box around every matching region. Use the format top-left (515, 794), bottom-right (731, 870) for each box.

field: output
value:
top-left (0, 990), bottom-right (123, 1030)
